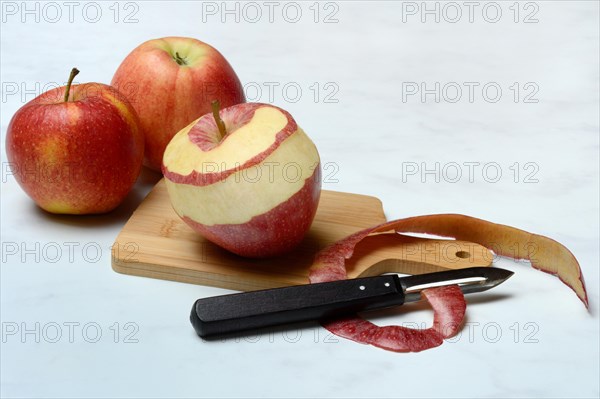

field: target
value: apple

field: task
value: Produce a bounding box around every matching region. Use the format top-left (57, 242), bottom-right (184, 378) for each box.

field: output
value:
top-left (162, 102), bottom-right (321, 258)
top-left (111, 36), bottom-right (246, 171)
top-left (5, 68), bottom-right (144, 215)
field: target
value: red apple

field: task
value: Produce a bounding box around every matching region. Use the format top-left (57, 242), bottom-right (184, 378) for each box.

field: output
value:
top-left (5, 68), bottom-right (144, 215)
top-left (111, 36), bottom-right (246, 171)
top-left (162, 103), bottom-right (321, 258)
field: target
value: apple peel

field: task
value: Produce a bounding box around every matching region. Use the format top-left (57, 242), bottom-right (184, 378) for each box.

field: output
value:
top-left (310, 214), bottom-right (587, 306)
top-left (309, 214), bottom-right (587, 352)
top-left (322, 285), bottom-right (465, 352)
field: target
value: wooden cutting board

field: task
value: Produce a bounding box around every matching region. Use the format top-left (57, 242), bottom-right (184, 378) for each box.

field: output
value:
top-left (111, 179), bottom-right (493, 291)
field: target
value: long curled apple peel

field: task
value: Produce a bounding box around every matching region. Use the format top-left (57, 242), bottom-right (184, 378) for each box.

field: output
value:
top-left (309, 214), bottom-right (588, 353)
top-left (310, 214), bottom-right (588, 307)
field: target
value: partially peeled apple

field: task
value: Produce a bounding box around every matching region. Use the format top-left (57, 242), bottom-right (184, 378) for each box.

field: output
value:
top-left (162, 103), bottom-right (321, 258)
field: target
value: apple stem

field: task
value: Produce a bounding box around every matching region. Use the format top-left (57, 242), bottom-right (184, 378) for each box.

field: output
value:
top-left (211, 100), bottom-right (227, 139)
top-left (63, 68), bottom-right (80, 102)
top-left (174, 52), bottom-right (188, 66)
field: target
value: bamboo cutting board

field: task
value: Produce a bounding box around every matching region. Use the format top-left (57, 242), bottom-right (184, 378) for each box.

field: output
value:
top-left (111, 180), bottom-right (492, 291)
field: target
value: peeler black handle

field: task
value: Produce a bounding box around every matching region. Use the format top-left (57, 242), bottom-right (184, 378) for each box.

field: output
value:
top-left (190, 275), bottom-right (405, 338)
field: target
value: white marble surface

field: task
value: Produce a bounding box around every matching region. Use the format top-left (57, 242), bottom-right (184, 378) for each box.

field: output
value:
top-left (1, 1), bottom-right (598, 397)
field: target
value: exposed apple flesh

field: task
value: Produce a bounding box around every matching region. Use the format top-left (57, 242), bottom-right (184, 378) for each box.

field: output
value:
top-left (5, 69), bottom-right (144, 214)
top-left (111, 36), bottom-right (245, 171)
top-left (163, 103), bottom-right (321, 258)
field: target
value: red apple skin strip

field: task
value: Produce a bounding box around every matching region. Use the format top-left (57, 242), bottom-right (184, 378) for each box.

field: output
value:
top-left (386, 214), bottom-right (588, 307)
top-left (322, 317), bottom-right (443, 353)
top-left (424, 285), bottom-right (467, 338)
top-left (310, 227), bottom-right (467, 352)
top-left (309, 214), bottom-right (587, 352)
top-left (320, 285), bottom-right (465, 353)
top-left (310, 214), bottom-right (588, 307)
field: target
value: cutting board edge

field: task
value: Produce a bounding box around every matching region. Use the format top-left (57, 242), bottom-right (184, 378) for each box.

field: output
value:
top-left (111, 256), bottom-right (304, 291)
